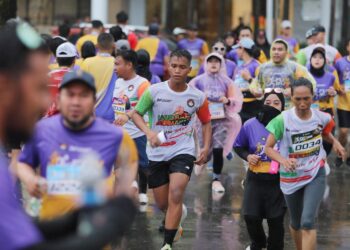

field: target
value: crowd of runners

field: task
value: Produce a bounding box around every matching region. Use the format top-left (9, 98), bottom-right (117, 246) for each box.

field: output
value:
top-left (0, 10), bottom-right (349, 250)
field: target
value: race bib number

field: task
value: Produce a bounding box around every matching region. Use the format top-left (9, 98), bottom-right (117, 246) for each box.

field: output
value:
top-left (112, 98), bottom-right (126, 117)
top-left (47, 165), bottom-right (82, 195)
top-left (344, 80), bottom-right (350, 92)
top-left (290, 130), bottom-right (322, 158)
top-left (209, 102), bottom-right (225, 120)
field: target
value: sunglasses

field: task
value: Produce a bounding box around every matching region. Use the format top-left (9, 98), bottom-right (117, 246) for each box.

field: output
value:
top-left (265, 88), bottom-right (284, 94)
top-left (16, 22), bottom-right (42, 50)
top-left (213, 47), bottom-right (226, 52)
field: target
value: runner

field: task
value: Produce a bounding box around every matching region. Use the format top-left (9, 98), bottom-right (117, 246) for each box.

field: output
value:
top-left (136, 23), bottom-right (170, 80)
top-left (81, 33), bottom-right (116, 122)
top-left (75, 41), bottom-right (96, 67)
top-left (47, 36), bottom-right (67, 70)
top-left (277, 20), bottom-right (299, 60)
top-left (190, 52), bottom-right (242, 193)
top-left (234, 90), bottom-right (286, 250)
top-left (296, 28), bottom-right (317, 65)
top-left (46, 42), bottom-right (77, 117)
top-left (136, 49), bottom-right (162, 84)
top-left (307, 46), bottom-right (340, 158)
top-left (113, 49), bottom-right (151, 207)
top-left (227, 26), bottom-right (267, 65)
top-left (297, 25), bottom-right (342, 66)
top-left (76, 20), bottom-right (104, 56)
top-left (177, 24), bottom-right (209, 81)
top-left (255, 29), bottom-right (271, 60)
top-left (17, 70), bottom-right (138, 220)
top-left (232, 38), bottom-right (261, 123)
top-left (116, 11), bottom-right (138, 50)
top-left (0, 22), bottom-right (136, 250)
top-left (131, 49), bottom-right (212, 250)
top-left (334, 38), bottom-right (350, 167)
top-left (250, 39), bottom-right (315, 109)
top-left (197, 40), bottom-right (237, 79)
top-left (265, 78), bottom-right (346, 250)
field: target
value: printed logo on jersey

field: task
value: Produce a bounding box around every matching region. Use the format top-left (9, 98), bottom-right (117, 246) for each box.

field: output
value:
top-left (128, 85), bottom-right (134, 91)
top-left (156, 106), bottom-right (191, 126)
top-left (187, 99), bottom-right (195, 107)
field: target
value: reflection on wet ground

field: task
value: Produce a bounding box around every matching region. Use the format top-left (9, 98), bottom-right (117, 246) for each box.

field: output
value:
top-left (122, 155), bottom-right (350, 250)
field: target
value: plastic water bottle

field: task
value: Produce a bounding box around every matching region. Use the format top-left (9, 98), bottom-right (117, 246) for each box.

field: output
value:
top-left (77, 152), bottom-right (106, 236)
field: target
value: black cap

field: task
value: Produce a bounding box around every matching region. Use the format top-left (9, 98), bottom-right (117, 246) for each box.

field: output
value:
top-left (305, 27), bottom-right (317, 39)
top-left (187, 23), bottom-right (198, 31)
top-left (60, 70), bottom-right (96, 92)
top-left (313, 25), bottom-right (326, 33)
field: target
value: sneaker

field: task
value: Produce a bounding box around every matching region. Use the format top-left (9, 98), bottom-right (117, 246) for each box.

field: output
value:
top-left (335, 157), bottom-right (343, 168)
top-left (139, 193), bottom-right (148, 205)
top-left (194, 163), bottom-right (205, 176)
top-left (161, 244), bottom-right (172, 250)
top-left (346, 157), bottom-right (350, 167)
top-left (173, 204), bottom-right (187, 242)
top-left (325, 161), bottom-right (331, 176)
top-left (212, 180), bottom-right (225, 193)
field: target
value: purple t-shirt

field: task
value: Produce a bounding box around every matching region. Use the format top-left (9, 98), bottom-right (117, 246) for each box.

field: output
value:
top-left (277, 36), bottom-right (298, 53)
top-left (227, 49), bottom-right (239, 64)
top-left (335, 56), bottom-right (350, 84)
top-left (19, 115), bottom-right (123, 177)
top-left (197, 59), bottom-right (237, 78)
top-left (150, 39), bottom-right (169, 77)
top-left (0, 151), bottom-right (42, 250)
top-left (192, 74), bottom-right (229, 102)
top-left (309, 71), bottom-right (335, 101)
top-left (233, 59), bottom-right (260, 100)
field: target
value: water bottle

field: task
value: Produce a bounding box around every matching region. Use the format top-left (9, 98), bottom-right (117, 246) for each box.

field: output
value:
top-left (77, 152), bottom-right (106, 236)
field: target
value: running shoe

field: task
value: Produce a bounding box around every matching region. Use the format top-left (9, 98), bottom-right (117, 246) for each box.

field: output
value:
top-left (346, 157), bottom-right (350, 167)
top-left (161, 244), bottom-right (172, 250)
top-left (335, 157), bottom-right (343, 168)
top-left (325, 161), bottom-right (331, 176)
top-left (173, 204), bottom-right (187, 242)
top-left (212, 180), bottom-right (225, 193)
top-left (139, 193), bottom-right (148, 205)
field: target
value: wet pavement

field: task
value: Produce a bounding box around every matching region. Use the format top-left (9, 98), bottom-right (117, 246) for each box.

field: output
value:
top-left (122, 154), bottom-right (350, 250)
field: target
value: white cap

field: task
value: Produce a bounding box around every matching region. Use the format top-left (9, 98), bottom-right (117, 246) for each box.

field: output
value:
top-left (173, 27), bottom-right (186, 36)
top-left (115, 39), bottom-right (130, 51)
top-left (56, 42), bottom-right (77, 58)
top-left (281, 20), bottom-right (292, 29)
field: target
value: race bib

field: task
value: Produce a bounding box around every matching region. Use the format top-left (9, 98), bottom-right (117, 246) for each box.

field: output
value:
top-left (290, 131), bottom-right (322, 159)
top-left (47, 165), bottom-right (82, 195)
top-left (112, 97), bottom-right (126, 117)
top-left (209, 102), bottom-right (225, 120)
top-left (344, 80), bottom-right (350, 92)
top-left (311, 102), bottom-right (320, 109)
top-left (234, 75), bottom-right (249, 90)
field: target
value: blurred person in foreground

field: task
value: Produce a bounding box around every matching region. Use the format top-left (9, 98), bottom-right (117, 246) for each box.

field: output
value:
top-left (0, 22), bottom-right (137, 250)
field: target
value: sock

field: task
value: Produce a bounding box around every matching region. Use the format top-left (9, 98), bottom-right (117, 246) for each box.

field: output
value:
top-left (163, 228), bottom-right (178, 246)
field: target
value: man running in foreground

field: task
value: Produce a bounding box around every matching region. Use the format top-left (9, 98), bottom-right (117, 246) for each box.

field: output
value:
top-left (131, 49), bottom-right (212, 250)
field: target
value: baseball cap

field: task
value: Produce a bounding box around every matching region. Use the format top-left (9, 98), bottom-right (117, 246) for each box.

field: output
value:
top-left (305, 27), bottom-right (317, 39)
top-left (232, 38), bottom-right (255, 50)
top-left (281, 20), bottom-right (292, 29)
top-left (206, 52), bottom-right (222, 62)
top-left (313, 25), bottom-right (326, 33)
top-left (311, 44), bottom-right (326, 57)
top-left (56, 42), bottom-right (77, 58)
top-left (115, 39), bottom-right (130, 51)
top-left (59, 70), bottom-right (96, 92)
top-left (173, 27), bottom-right (186, 36)
top-left (148, 23), bottom-right (159, 35)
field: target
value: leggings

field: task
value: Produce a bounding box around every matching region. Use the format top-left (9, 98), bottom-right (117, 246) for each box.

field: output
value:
top-left (245, 214), bottom-right (285, 250)
top-left (284, 167), bottom-right (326, 230)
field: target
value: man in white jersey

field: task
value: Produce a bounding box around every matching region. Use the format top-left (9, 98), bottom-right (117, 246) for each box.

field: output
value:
top-left (113, 49), bottom-right (151, 205)
top-left (131, 49), bottom-right (212, 250)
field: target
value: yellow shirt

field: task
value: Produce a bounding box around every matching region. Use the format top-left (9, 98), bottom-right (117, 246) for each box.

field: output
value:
top-left (76, 34), bottom-right (98, 56)
top-left (81, 55), bottom-right (115, 106)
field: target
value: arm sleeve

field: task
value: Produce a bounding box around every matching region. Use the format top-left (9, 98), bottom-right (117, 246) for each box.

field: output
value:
top-left (322, 117), bottom-right (335, 136)
top-left (134, 89), bottom-right (153, 116)
top-left (196, 98), bottom-right (211, 124)
top-left (18, 135), bottom-right (39, 168)
top-left (137, 81), bottom-right (151, 99)
top-left (266, 114), bottom-right (284, 141)
top-left (233, 126), bottom-right (250, 161)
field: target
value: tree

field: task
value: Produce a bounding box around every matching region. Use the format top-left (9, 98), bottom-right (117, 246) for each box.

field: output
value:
top-left (0, 0), bottom-right (17, 26)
